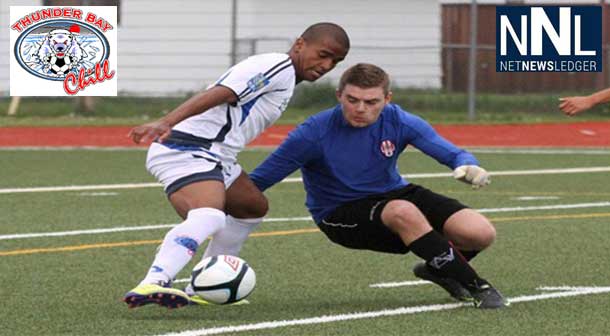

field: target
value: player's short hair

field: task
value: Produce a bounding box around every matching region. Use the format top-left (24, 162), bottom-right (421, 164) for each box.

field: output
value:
top-left (300, 22), bottom-right (350, 50)
top-left (338, 63), bottom-right (390, 95)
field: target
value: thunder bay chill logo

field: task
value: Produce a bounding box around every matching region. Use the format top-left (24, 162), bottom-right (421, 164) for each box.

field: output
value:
top-left (496, 6), bottom-right (602, 72)
top-left (10, 7), bottom-right (117, 96)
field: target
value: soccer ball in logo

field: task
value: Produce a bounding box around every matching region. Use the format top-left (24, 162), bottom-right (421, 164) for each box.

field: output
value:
top-left (190, 255), bottom-right (256, 304)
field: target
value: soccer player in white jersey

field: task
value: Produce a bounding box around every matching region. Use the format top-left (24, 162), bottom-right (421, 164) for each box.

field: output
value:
top-left (123, 22), bottom-right (349, 309)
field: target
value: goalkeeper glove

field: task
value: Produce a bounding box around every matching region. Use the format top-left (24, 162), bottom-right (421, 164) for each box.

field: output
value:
top-left (453, 165), bottom-right (490, 189)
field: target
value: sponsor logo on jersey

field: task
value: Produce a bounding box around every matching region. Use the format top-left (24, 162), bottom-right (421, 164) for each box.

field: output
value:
top-left (247, 73), bottom-right (270, 92)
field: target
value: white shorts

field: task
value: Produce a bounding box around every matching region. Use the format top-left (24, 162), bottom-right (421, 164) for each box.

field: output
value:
top-left (146, 142), bottom-right (242, 195)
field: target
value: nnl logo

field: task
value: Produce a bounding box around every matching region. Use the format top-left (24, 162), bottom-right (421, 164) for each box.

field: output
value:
top-left (496, 6), bottom-right (601, 72)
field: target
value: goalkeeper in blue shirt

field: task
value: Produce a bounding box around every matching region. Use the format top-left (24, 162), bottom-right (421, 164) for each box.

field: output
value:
top-left (225, 63), bottom-right (506, 308)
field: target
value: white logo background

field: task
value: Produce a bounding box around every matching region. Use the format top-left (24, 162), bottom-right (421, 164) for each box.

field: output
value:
top-left (10, 6), bottom-right (117, 96)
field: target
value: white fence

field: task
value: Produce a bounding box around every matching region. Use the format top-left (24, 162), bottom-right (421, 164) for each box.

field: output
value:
top-left (1, 0), bottom-right (441, 96)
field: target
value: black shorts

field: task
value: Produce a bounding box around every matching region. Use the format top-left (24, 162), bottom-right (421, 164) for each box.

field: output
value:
top-left (317, 184), bottom-right (468, 254)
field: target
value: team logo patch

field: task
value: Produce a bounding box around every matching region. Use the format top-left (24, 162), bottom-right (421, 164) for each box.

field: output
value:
top-left (10, 6), bottom-right (117, 96)
top-left (380, 140), bottom-right (395, 157)
top-left (247, 73), bottom-right (270, 92)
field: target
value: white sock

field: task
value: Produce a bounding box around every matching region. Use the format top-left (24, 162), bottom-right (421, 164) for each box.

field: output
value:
top-left (202, 216), bottom-right (262, 259)
top-left (140, 207), bottom-right (225, 285)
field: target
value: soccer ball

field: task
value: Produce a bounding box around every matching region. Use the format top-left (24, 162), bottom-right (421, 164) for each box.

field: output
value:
top-left (190, 255), bottom-right (256, 304)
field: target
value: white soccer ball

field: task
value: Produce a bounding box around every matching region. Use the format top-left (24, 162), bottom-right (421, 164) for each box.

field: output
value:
top-left (190, 255), bottom-right (256, 304)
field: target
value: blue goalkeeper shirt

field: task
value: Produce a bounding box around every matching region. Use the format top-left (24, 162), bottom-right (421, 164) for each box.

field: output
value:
top-left (250, 103), bottom-right (479, 223)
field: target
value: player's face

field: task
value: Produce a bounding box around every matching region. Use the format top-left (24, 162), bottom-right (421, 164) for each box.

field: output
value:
top-left (293, 37), bottom-right (347, 82)
top-left (337, 84), bottom-right (391, 128)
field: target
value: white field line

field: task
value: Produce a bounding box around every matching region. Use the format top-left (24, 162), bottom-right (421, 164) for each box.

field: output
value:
top-left (174, 278), bottom-right (432, 287)
top-left (513, 196), bottom-right (560, 201)
top-left (2, 201), bottom-right (610, 241)
top-left (369, 280), bottom-right (431, 288)
top-left (476, 202), bottom-right (610, 213)
top-left (0, 224), bottom-right (177, 240)
top-left (536, 286), bottom-right (609, 291)
top-left (0, 183), bottom-right (160, 194)
top-left (1, 166), bottom-right (609, 194)
top-left (155, 286), bottom-right (610, 336)
top-left (174, 279), bottom-right (432, 287)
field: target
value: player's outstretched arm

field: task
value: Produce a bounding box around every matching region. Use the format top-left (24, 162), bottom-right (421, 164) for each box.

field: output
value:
top-left (399, 110), bottom-right (489, 189)
top-left (250, 121), bottom-right (320, 192)
top-left (128, 86), bottom-right (238, 144)
top-left (559, 87), bottom-right (610, 116)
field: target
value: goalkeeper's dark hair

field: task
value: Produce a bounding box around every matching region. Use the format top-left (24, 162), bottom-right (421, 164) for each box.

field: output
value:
top-left (338, 63), bottom-right (390, 95)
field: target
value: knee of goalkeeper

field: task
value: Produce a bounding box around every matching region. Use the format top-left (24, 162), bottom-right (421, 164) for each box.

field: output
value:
top-left (453, 165), bottom-right (490, 189)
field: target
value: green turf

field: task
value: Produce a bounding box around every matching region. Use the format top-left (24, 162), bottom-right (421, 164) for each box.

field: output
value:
top-left (1, 149), bottom-right (609, 335)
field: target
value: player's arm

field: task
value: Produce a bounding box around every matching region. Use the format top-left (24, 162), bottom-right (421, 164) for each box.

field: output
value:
top-left (128, 86), bottom-right (237, 144)
top-left (403, 113), bottom-right (490, 189)
top-left (250, 122), bottom-right (320, 192)
top-left (559, 87), bottom-right (610, 116)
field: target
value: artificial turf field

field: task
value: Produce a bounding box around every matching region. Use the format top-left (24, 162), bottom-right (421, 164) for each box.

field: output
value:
top-left (1, 148), bottom-right (609, 336)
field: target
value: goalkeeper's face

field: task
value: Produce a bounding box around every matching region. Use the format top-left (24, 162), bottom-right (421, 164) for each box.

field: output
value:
top-left (336, 84), bottom-right (392, 128)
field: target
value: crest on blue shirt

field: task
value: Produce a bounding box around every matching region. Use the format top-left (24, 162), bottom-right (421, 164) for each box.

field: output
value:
top-left (247, 73), bottom-right (270, 92)
top-left (380, 140), bottom-right (395, 157)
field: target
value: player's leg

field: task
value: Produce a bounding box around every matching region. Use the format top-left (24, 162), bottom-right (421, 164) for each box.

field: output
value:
top-left (395, 185), bottom-right (507, 308)
top-left (150, 180), bottom-right (226, 283)
top-left (380, 200), bottom-right (485, 287)
top-left (381, 199), bottom-right (507, 308)
top-left (125, 180), bottom-right (226, 309)
top-left (124, 144), bottom-right (227, 309)
top-left (184, 169), bottom-right (265, 305)
top-left (442, 209), bottom-right (496, 261)
top-left (202, 170), bottom-right (268, 259)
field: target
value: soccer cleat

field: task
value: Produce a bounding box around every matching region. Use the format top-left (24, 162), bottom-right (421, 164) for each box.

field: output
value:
top-left (123, 282), bottom-right (190, 309)
top-left (184, 283), bottom-right (250, 306)
top-left (188, 294), bottom-right (213, 306)
top-left (413, 262), bottom-right (473, 302)
top-left (188, 294), bottom-right (250, 306)
top-left (467, 282), bottom-right (510, 309)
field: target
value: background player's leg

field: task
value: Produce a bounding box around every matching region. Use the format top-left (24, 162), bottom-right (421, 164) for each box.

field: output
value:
top-left (202, 172), bottom-right (267, 259)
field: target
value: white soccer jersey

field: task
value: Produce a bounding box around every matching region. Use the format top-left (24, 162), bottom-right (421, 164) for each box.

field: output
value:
top-left (172, 53), bottom-right (296, 162)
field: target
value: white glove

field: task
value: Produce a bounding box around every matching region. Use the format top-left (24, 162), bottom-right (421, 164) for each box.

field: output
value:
top-left (453, 165), bottom-right (490, 189)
